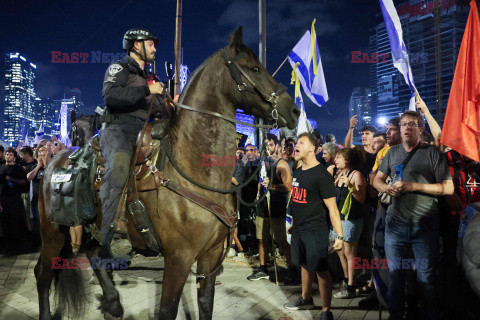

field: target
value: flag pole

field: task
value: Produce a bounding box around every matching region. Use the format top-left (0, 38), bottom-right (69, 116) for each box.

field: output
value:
top-left (272, 55), bottom-right (288, 77)
top-left (174, 0), bottom-right (183, 96)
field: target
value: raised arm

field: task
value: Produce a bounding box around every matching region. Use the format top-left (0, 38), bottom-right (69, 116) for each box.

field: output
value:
top-left (345, 115), bottom-right (358, 148)
top-left (416, 98), bottom-right (442, 147)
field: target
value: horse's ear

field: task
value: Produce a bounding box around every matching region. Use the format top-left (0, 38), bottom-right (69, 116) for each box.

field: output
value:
top-left (71, 110), bottom-right (77, 123)
top-left (228, 26), bottom-right (243, 47)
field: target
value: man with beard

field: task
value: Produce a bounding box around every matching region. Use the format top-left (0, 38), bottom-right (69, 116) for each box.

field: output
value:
top-left (99, 28), bottom-right (165, 256)
top-left (248, 134), bottom-right (297, 283)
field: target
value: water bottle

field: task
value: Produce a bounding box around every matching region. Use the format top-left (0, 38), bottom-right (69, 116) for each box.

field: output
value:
top-left (392, 164), bottom-right (404, 183)
top-left (260, 161), bottom-right (267, 191)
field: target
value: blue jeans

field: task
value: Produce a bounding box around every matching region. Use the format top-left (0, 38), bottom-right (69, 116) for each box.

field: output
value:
top-left (384, 214), bottom-right (439, 320)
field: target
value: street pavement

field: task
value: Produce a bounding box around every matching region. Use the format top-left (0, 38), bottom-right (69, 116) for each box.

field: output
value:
top-left (0, 251), bottom-right (387, 320)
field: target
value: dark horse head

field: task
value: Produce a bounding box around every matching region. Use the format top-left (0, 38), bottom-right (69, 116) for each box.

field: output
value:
top-left (69, 110), bottom-right (98, 147)
top-left (180, 26), bottom-right (300, 130)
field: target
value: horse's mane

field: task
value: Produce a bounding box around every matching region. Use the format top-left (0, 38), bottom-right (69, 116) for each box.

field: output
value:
top-left (178, 49), bottom-right (220, 104)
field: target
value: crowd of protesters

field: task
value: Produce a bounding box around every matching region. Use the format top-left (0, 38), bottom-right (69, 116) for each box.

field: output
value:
top-left (232, 97), bottom-right (480, 320)
top-left (0, 136), bottom-right (67, 256)
top-left (0, 97), bottom-right (478, 319)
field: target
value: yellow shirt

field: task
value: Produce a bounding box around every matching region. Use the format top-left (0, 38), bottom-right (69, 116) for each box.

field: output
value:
top-left (372, 145), bottom-right (391, 172)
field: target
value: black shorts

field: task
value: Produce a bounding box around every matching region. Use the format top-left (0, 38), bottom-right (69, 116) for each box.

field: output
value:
top-left (291, 226), bottom-right (329, 273)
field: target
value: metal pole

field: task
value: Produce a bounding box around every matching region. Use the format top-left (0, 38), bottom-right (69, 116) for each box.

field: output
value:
top-left (258, 0), bottom-right (266, 151)
top-left (433, 0), bottom-right (443, 123)
top-left (174, 0), bottom-right (183, 96)
top-left (259, 0), bottom-right (266, 68)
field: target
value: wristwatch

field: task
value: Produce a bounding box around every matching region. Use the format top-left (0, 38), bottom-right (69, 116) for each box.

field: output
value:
top-left (336, 235), bottom-right (345, 241)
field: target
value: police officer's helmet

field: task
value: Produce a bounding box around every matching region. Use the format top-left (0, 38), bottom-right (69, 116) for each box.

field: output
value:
top-left (123, 28), bottom-right (160, 52)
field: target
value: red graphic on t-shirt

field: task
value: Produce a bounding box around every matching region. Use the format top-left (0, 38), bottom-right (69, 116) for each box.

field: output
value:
top-left (292, 186), bottom-right (307, 204)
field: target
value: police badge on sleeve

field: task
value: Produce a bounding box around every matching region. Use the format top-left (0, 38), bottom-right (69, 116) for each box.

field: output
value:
top-left (108, 64), bottom-right (123, 76)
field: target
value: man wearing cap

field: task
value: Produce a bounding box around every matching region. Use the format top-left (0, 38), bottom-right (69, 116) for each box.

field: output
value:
top-left (100, 28), bottom-right (165, 256)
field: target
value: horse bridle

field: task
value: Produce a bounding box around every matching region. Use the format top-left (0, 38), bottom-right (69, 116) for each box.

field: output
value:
top-left (172, 48), bottom-right (287, 130)
top-left (221, 48), bottom-right (286, 129)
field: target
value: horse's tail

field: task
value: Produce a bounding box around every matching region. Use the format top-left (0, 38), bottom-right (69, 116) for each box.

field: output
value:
top-left (52, 237), bottom-right (87, 319)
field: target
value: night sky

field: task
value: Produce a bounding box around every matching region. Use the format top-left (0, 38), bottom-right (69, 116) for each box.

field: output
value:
top-left (0, 0), bottom-right (381, 140)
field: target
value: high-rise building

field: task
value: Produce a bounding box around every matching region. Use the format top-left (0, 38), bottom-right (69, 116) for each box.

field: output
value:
top-left (235, 109), bottom-right (256, 146)
top-left (64, 88), bottom-right (84, 115)
top-left (349, 87), bottom-right (373, 139)
top-left (369, 0), bottom-right (469, 125)
top-left (3, 52), bottom-right (37, 145)
top-left (35, 97), bottom-right (60, 136)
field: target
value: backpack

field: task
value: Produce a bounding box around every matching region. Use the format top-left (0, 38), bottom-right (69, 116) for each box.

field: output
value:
top-left (48, 145), bottom-right (98, 226)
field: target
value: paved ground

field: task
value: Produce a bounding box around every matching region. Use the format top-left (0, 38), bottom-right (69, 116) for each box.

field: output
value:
top-left (0, 251), bottom-right (387, 320)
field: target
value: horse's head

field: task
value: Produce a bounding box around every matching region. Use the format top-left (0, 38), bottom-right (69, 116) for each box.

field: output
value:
top-left (70, 113), bottom-right (97, 147)
top-left (220, 27), bottom-right (300, 129)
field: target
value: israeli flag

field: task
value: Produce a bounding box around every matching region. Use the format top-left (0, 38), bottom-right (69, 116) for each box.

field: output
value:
top-left (24, 132), bottom-right (31, 147)
top-left (288, 30), bottom-right (328, 107)
top-left (296, 92), bottom-right (310, 136)
top-left (34, 122), bottom-right (45, 146)
top-left (379, 0), bottom-right (417, 110)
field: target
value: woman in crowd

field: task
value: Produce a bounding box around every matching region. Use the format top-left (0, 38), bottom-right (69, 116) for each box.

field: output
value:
top-left (332, 146), bottom-right (367, 299)
top-left (322, 142), bottom-right (340, 176)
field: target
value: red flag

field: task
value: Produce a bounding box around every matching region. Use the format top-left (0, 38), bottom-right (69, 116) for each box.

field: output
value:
top-left (441, 0), bottom-right (480, 163)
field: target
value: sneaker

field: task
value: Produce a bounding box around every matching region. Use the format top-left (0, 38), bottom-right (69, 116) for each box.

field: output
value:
top-left (333, 289), bottom-right (356, 299)
top-left (247, 269), bottom-right (269, 281)
top-left (319, 310), bottom-right (334, 320)
top-left (227, 248), bottom-right (237, 257)
top-left (284, 296), bottom-right (314, 310)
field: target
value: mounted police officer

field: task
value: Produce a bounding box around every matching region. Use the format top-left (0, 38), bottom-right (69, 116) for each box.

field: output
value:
top-left (100, 28), bottom-right (164, 256)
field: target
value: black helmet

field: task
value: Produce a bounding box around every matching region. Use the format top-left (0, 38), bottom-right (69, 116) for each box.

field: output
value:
top-left (123, 28), bottom-right (160, 52)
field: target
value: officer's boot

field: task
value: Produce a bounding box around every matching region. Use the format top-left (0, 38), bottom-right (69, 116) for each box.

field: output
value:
top-left (110, 205), bottom-right (133, 258)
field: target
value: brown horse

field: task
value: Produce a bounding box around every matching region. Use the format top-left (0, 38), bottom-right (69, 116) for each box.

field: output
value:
top-left (35, 26), bottom-right (299, 320)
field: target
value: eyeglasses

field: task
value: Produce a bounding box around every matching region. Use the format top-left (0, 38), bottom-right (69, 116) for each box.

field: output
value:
top-left (400, 122), bottom-right (420, 128)
top-left (246, 149), bottom-right (255, 152)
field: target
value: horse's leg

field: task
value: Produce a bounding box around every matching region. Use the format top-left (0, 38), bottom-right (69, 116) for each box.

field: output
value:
top-left (34, 230), bottom-right (65, 320)
top-left (36, 178), bottom-right (87, 320)
top-left (158, 254), bottom-right (194, 320)
top-left (196, 235), bottom-right (226, 320)
top-left (85, 242), bottom-right (123, 320)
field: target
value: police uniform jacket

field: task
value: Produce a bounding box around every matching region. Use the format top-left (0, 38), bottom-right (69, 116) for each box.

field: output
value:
top-left (102, 55), bottom-right (162, 120)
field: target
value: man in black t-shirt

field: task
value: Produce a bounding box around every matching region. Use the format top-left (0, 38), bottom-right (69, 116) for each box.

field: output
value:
top-left (284, 133), bottom-right (344, 320)
top-left (0, 148), bottom-right (28, 255)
